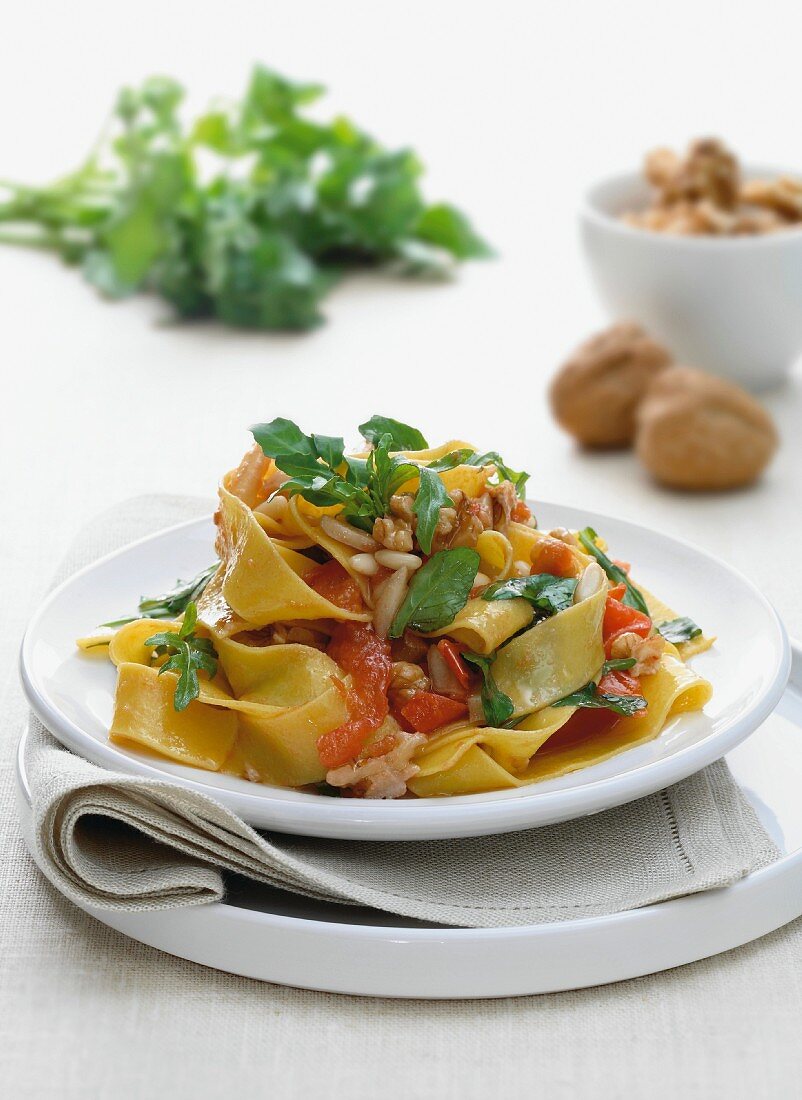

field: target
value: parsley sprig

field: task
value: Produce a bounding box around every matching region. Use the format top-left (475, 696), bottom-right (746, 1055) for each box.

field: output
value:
top-left (145, 602), bottom-right (219, 711)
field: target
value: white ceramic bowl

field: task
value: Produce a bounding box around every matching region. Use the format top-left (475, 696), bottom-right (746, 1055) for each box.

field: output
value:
top-left (580, 168), bottom-right (802, 391)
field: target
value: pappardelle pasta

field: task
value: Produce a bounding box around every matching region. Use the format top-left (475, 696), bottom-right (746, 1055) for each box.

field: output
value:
top-left (79, 415), bottom-right (713, 799)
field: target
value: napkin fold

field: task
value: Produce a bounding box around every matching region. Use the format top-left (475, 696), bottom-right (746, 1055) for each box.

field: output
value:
top-left (20, 495), bottom-right (779, 928)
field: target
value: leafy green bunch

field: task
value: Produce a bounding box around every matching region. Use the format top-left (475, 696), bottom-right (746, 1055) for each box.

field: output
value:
top-left (0, 67), bottom-right (490, 331)
top-left (250, 414), bottom-right (529, 553)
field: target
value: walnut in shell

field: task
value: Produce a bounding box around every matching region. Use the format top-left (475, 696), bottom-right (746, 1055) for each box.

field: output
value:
top-left (635, 366), bottom-right (778, 490)
top-left (549, 323), bottom-right (672, 448)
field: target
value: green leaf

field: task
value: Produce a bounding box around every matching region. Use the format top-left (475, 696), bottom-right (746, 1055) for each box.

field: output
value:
top-left (389, 548), bottom-right (479, 638)
top-left (412, 466), bottom-right (453, 555)
top-left (578, 528), bottom-right (650, 616)
top-left (100, 562), bottom-right (218, 628)
top-left (482, 574), bottom-right (577, 615)
top-left (553, 679), bottom-right (647, 717)
top-left (251, 417), bottom-right (312, 458)
top-left (358, 415), bottom-right (428, 451)
top-left (462, 651), bottom-right (514, 727)
top-left (426, 448), bottom-right (475, 472)
top-left (466, 451), bottom-right (530, 499)
top-left (144, 601), bottom-right (218, 712)
top-left (657, 617), bottom-right (703, 644)
top-left (416, 203), bottom-right (493, 260)
top-left (601, 657), bottom-right (637, 674)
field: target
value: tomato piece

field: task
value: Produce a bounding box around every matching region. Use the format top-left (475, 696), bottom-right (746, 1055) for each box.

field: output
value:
top-left (613, 559), bottom-right (631, 574)
top-left (305, 559), bottom-right (365, 613)
top-left (511, 500), bottom-right (532, 523)
top-left (317, 622), bottom-right (391, 768)
top-left (530, 536), bottom-right (575, 578)
top-left (607, 583), bottom-right (627, 600)
top-left (436, 639), bottom-right (472, 690)
top-left (554, 706), bottom-right (620, 744)
top-left (603, 595), bottom-right (652, 656)
top-left (598, 668), bottom-right (641, 696)
top-left (399, 691), bottom-right (469, 734)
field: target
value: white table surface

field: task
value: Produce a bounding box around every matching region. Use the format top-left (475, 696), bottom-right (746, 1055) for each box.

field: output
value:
top-left (3, 1), bottom-right (802, 1096)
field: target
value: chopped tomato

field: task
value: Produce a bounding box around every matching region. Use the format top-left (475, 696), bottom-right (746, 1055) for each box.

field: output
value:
top-left (362, 734), bottom-right (397, 759)
top-left (530, 536), bottom-right (575, 578)
top-left (317, 622), bottom-right (391, 768)
top-left (399, 691), bottom-right (469, 734)
top-left (613, 559), bottom-right (631, 574)
top-left (436, 639), bottom-right (472, 691)
top-left (305, 559), bottom-right (365, 613)
top-left (603, 594), bottom-right (652, 656)
top-left (598, 668), bottom-right (647, 718)
top-left (511, 500), bottom-right (532, 523)
top-left (607, 583), bottom-right (627, 600)
top-left (554, 706), bottom-right (620, 743)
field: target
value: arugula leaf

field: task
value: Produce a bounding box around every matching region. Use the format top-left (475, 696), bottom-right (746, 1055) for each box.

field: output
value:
top-left (553, 678), bottom-right (647, 717)
top-left (482, 574), bottom-right (577, 615)
top-left (100, 562), bottom-right (218, 628)
top-left (578, 527), bottom-right (650, 616)
top-left (144, 602), bottom-right (219, 711)
top-left (462, 651), bottom-right (515, 727)
top-left (426, 448), bottom-right (475, 472)
top-left (657, 617), bottom-right (703, 644)
top-left (466, 451), bottom-right (530, 499)
top-left (413, 466), bottom-right (454, 555)
top-left (358, 415), bottom-right (428, 451)
top-left (389, 548), bottom-right (479, 638)
top-left (0, 66), bottom-right (489, 333)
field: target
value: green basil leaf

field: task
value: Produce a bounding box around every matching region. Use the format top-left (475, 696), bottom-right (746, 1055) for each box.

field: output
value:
top-left (578, 527), bottom-right (650, 616)
top-left (412, 466), bottom-right (453, 555)
top-left (657, 617), bottom-right (703, 644)
top-left (482, 574), bottom-right (577, 615)
top-left (462, 651), bottom-right (514, 727)
top-left (389, 548), bottom-right (479, 638)
top-left (359, 415), bottom-right (428, 451)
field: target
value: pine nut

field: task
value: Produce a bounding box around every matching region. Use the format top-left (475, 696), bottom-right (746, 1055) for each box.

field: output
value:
top-left (374, 549), bottom-right (422, 571)
top-left (350, 552), bottom-right (379, 576)
top-left (513, 560), bottom-right (530, 577)
top-left (473, 571), bottom-right (491, 588)
top-left (320, 515), bottom-right (378, 551)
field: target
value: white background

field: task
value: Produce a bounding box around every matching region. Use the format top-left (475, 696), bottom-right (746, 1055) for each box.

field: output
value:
top-left (2, 1), bottom-right (802, 1096)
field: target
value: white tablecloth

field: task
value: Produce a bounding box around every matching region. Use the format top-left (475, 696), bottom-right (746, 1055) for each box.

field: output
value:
top-left (4, 2), bottom-right (802, 1091)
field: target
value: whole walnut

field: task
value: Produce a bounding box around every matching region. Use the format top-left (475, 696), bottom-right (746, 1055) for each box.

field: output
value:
top-left (550, 323), bottom-right (672, 448)
top-left (635, 366), bottom-right (778, 491)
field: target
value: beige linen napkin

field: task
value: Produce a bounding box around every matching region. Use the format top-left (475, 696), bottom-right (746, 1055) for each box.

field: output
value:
top-left (20, 496), bottom-right (779, 929)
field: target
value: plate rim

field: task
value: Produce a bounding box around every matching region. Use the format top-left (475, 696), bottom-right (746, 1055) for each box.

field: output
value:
top-left (19, 503), bottom-right (791, 840)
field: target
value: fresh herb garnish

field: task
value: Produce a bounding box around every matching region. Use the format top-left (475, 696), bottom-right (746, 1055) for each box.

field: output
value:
top-left (100, 562), bottom-right (219, 628)
top-left (482, 574), bottom-right (577, 615)
top-left (578, 527), bottom-right (650, 616)
top-left (601, 657), bottom-right (637, 674)
top-left (358, 415), bottom-right (429, 451)
top-left (466, 451), bottom-right (530, 500)
top-left (389, 548), bottom-right (479, 638)
top-left (553, 674), bottom-right (647, 717)
top-left (462, 651), bottom-right (515, 727)
top-left (657, 617), bottom-right (703, 644)
top-left (144, 602), bottom-right (218, 712)
top-left (413, 466), bottom-right (454, 555)
top-left (0, 67), bottom-right (489, 332)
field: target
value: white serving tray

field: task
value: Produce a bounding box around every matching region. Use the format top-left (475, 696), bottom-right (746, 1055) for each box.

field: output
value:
top-left (16, 641), bottom-right (802, 999)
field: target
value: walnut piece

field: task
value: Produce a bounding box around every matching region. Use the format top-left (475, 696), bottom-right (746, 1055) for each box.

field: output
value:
top-left (635, 366), bottom-right (778, 491)
top-left (373, 515), bottom-right (414, 552)
top-left (623, 137), bottom-right (802, 236)
top-left (550, 323), bottom-right (672, 448)
top-left (609, 631), bottom-right (666, 676)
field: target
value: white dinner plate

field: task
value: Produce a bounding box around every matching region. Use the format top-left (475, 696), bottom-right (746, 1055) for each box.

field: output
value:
top-left (20, 502), bottom-right (790, 841)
